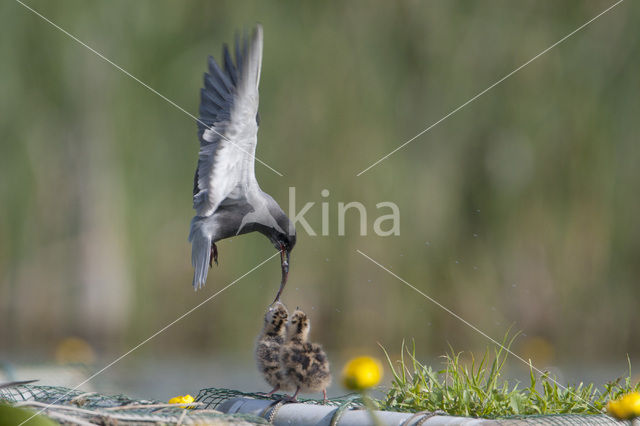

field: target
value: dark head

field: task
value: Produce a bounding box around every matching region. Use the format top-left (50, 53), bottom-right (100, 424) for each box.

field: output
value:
top-left (261, 192), bottom-right (296, 253)
top-left (268, 208), bottom-right (296, 250)
top-left (271, 229), bottom-right (296, 258)
top-left (264, 301), bottom-right (288, 334)
top-left (287, 309), bottom-right (310, 342)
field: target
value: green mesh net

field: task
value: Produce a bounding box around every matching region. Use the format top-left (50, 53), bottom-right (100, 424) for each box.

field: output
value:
top-left (495, 414), bottom-right (628, 425)
top-left (194, 387), bottom-right (364, 410)
top-left (0, 384), bottom-right (627, 425)
top-left (0, 384), bottom-right (268, 425)
top-left (0, 384), bottom-right (364, 425)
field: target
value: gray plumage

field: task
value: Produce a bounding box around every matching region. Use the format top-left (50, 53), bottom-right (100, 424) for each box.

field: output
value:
top-left (189, 25), bottom-right (296, 294)
top-left (280, 309), bottom-right (331, 401)
top-left (255, 302), bottom-right (292, 394)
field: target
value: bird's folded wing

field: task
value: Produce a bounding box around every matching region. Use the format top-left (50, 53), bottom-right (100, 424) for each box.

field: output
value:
top-left (193, 25), bottom-right (263, 217)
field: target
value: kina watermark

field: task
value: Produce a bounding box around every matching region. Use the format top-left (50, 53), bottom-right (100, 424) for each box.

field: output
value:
top-left (288, 187), bottom-right (400, 237)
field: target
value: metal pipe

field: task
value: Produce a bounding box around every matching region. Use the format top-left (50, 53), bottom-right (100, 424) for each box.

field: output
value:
top-left (218, 397), bottom-right (495, 425)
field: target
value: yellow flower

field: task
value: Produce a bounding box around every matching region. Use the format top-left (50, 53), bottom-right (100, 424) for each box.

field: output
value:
top-left (342, 356), bottom-right (383, 391)
top-left (168, 394), bottom-right (194, 408)
top-left (607, 392), bottom-right (640, 420)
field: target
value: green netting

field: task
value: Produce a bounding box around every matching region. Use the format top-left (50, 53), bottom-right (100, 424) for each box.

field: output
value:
top-left (0, 383), bottom-right (142, 408)
top-left (0, 384), bottom-right (365, 425)
top-left (0, 384), bottom-right (627, 425)
top-left (194, 386), bottom-right (365, 410)
top-left (0, 384), bottom-right (268, 425)
top-left (495, 414), bottom-right (628, 425)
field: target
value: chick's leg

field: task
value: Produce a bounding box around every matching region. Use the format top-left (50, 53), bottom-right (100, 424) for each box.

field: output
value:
top-left (265, 385), bottom-right (280, 397)
top-left (285, 387), bottom-right (300, 402)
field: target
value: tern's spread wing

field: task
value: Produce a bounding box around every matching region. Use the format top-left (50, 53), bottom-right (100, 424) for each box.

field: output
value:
top-left (193, 25), bottom-right (263, 217)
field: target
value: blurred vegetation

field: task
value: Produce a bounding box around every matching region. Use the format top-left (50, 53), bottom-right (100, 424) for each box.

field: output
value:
top-left (1, 0), bottom-right (639, 378)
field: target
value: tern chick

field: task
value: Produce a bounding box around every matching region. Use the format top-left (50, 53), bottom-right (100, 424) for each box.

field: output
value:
top-left (255, 302), bottom-right (292, 395)
top-left (280, 309), bottom-right (331, 402)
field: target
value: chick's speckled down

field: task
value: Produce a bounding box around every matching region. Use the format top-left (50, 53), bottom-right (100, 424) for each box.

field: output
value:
top-left (255, 302), bottom-right (292, 392)
top-left (280, 309), bottom-right (331, 397)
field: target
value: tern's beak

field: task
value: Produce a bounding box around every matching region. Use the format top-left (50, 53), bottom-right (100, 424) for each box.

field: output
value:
top-left (272, 248), bottom-right (291, 304)
top-left (283, 250), bottom-right (290, 274)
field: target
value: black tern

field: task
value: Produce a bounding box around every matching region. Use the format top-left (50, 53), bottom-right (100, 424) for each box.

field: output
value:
top-left (189, 25), bottom-right (296, 302)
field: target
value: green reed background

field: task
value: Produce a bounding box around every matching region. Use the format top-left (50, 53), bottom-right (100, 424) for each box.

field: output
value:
top-left (1, 0), bottom-right (639, 374)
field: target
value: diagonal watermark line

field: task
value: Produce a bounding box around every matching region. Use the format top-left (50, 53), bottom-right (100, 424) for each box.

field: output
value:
top-left (15, 0), bottom-right (284, 177)
top-left (356, 0), bottom-right (625, 176)
top-left (18, 251), bottom-right (280, 426)
top-left (356, 249), bottom-right (602, 412)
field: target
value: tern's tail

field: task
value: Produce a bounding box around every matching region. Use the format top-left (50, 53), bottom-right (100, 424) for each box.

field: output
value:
top-left (189, 218), bottom-right (212, 290)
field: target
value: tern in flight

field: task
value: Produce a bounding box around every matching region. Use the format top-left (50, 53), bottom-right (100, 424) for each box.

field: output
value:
top-left (189, 25), bottom-right (296, 302)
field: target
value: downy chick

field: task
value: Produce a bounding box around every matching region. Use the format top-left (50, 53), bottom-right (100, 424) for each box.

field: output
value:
top-left (280, 309), bottom-right (331, 402)
top-left (255, 302), bottom-right (291, 395)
